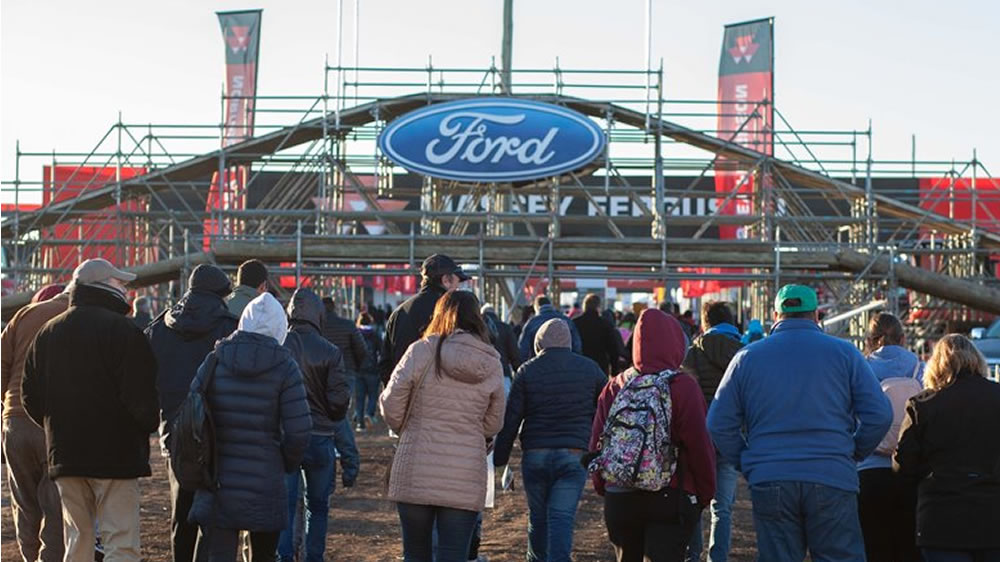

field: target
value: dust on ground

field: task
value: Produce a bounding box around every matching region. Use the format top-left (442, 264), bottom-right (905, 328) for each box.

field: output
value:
top-left (2, 426), bottom-right (759, 560)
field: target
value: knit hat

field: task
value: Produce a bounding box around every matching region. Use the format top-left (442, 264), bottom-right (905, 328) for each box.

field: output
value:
top-left (238, 293), bottom-right (288, 345)
top-left (534, 318), bottom-right (571, 355)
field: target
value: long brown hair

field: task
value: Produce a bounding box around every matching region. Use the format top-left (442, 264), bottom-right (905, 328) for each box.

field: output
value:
top-left (924, 334), bottom-right (989, 391)
top-left (864, 312), bottom-right (905, 355)
top-left (423, 290), bottom-right (490, 374)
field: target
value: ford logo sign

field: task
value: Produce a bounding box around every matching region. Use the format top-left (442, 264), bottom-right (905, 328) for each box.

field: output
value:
top-left (378, 98), bottom-right (606, 183)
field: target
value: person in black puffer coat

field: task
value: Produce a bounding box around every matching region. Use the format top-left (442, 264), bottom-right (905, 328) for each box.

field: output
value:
top-left (493, 319), bottom-right (608, 561)
top-left (188, 293), bottom-right (312, 562)
top-left (353, 312), bottom-right (382, 430)
top-left (320, 297), bottom-right (368, 379)
top-left (277, 288), bottom-right (350, 562)
top-left (573, 294), bottom-right (626, 376)
top-left (146, 264), bottom-right (238, 562)
top-left (481, 305), bottom-right (521, 384)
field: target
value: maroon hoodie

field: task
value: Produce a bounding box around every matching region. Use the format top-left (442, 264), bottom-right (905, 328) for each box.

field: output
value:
top-left (588, 309), bottom-right (717, 506)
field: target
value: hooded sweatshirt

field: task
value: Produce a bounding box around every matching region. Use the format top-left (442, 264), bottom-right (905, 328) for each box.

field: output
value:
top-left (146, 264), bottom-right (237, 433)
top-left (857, 345), bottom-right (923, 471)
top-left (239, 293), bottom-right (288, 345)
top-left (589, 309), bottom-right (717, 506)
top-left (708, 318), bottom-right (892, 493)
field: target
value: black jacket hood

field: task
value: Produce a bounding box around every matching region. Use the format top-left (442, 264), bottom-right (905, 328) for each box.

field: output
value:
top-left (188, 264), bottom-right (232, 297)
top-left (164, 291), bottom-right (237, 340)
top-left (287, 288), bottom-right (324, 332)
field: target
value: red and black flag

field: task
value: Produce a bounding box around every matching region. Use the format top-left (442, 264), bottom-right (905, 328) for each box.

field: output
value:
top-left (206, 10), bottom-right (262, 249)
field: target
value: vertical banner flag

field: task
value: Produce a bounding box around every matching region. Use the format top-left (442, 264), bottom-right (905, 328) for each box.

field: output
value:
top-left (206, 10), bottom-right (262, 249)
top-left (685, 17), bottom-right (773, 298)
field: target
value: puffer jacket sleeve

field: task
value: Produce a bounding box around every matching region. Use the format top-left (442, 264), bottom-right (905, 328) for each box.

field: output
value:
top-left (482, 358), bottom-right (506, 438)
top-left (278, 360), bottom-right (312, 472)
top-left (493, 365), bottom-right (526, 466)
top-left (325, 349), bottom-right (350, 422)
top-left (379, 341), bottom-right (422, 432)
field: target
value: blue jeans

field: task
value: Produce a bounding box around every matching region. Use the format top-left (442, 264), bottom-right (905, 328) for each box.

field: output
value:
top-left (922, 550), bottom-right (1000, 562)
top-left (353, 372), bottom-right (380, 426)
top-left (396, 502), bottom-right (479, 562)
top-left (688, 454), bottom-right (740, 561)
top-left (750, 481), bottom-right (864, 562)
top-left (521, 448), bottom-right (589, 562)
top-left (277, 435), bottom-right (335, 562)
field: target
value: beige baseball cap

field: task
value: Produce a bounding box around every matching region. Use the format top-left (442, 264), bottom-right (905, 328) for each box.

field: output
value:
top-left (72, 258), bottom-right (137, 285)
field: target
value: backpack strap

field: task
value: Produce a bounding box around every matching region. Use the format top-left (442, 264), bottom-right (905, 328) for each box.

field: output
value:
top-left (911, 360), bottom-right (922, 380)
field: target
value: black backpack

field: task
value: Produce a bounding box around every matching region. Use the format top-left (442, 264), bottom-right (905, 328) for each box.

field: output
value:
top-left (169, 352), bottom-right (219, 490)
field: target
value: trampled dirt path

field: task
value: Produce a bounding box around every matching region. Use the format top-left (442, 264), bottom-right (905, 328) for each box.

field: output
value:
top-left (2, 428), bottom-right (759, 560)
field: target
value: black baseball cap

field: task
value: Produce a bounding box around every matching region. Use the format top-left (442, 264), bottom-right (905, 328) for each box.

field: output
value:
top-left (421, 254), bottom-right (471, 281)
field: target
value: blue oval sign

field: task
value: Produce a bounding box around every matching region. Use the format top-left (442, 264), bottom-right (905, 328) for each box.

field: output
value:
top-left (378, 98), bottom-right (606, 183)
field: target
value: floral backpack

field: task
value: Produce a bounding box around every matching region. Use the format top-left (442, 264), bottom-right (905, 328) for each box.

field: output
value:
top-left (588, 368), bottom-right (678, 491)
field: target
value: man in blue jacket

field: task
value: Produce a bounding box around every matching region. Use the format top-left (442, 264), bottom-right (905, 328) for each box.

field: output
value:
top-left (707, 284), bottom-right (891, 562)
top-left (518, 295), bottom-right (581, 362)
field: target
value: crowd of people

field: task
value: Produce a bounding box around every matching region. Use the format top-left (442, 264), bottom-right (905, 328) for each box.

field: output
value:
top-left (2, 253), bottom-right (999, 562)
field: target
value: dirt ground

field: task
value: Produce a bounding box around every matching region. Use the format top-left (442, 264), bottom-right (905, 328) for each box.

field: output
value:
top-left (2, 428), bottom-right (760, 561)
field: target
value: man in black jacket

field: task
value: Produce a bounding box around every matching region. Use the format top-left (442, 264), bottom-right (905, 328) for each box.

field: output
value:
top-left (377, 254), bottom-right (469, 383)
top-left (573, 293), bottom-right (625, 376)
top-left (481, 304), bottom-right (521, 384)
top-left (279, 288), bottom-right (350, 562)
top-left (22, 258), bottom-right (159, 562)
top-left (145, 264), bottom-right (238, 562)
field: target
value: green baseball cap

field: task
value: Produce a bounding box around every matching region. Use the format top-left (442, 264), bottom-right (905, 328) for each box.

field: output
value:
top-left (774, 284), bottom-right (818, 313)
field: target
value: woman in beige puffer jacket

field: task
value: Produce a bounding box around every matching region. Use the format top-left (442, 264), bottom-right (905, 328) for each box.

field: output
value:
top-left (380, 290), bottom-right (506, 562)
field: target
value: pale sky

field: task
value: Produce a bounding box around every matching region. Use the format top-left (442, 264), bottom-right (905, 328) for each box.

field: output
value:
top-left (2, 0), bottom-right (998, 203)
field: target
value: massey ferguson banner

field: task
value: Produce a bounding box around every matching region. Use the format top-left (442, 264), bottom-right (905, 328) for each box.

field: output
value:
top-left (206, 10), bottom-right (262, 249)
top-left (688, 17), bottom-right (774, 298)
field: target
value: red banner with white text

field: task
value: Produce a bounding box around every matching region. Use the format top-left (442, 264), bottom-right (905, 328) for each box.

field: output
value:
top-left (206, 10), bottom-right (262, 250)
top-left (684, 17), bottom-right (774, 298)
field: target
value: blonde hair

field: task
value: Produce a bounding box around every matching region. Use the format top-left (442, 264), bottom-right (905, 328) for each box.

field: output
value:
top-left (924, 334), bottom-right (989, 391)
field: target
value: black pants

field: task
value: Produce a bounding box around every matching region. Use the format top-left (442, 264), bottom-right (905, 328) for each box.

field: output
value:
top-left (167, 457), bottom-right (200, 562)
top-left (195, 527), bottom-right (279, 562)
top-left (604, 488), bottom-right (700, 562)
top-left (858, 467), bottom-right (920, 562)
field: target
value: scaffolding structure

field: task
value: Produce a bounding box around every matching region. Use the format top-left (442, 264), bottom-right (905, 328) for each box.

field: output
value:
top-left (3, 62), bottom-right (999, 347)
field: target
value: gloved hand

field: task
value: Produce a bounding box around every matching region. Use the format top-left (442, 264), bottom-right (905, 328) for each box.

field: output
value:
top-left (342, 477), bottom-right (355, 489)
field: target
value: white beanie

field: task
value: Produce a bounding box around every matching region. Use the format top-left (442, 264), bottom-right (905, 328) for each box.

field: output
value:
top-left (238, 293), bottom-right (288, 345)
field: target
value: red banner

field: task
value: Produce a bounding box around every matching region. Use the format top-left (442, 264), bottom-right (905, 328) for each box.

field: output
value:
top-left (684, 18), bottom-right (773, 299)
top-left (41, 165), bottom-right (148, 275)
top-left (919, 176), bottom-right (1000, 277)
top-left (206, 10), bottom-right (262, 250)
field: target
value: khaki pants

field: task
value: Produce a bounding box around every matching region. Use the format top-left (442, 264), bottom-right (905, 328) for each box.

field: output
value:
top-left (54, 477), bottom-right (141, 562)
top-left (2, 415), bottom-right (64, 562)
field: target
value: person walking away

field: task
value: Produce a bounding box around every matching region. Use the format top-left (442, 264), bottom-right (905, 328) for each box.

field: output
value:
top-left (318, 296), bottom-right (367, 427)
top-left (481, 305), bottom-right (521, 394)
top-left (188, 293), bottom-right (312, 562)
top-left (573, 294), bottom-right (626, 376)
top-left (277, 288), bottom-right (350, 562)
top-left (225, 260), bottom-right (268, 317)
top-left (587, 309), bottom-right (716, 562)
top-left (857, 312), bottom-right (922, 562)
top-left (380, 290), bottom-right (505, 562)
top-left (378, 254), bottom-right (470, 384)
top-left (707, 284), bottom-right (892, 562)
top-left (131, 296), bottom-right (153, 330)
top-left (681, 301), bottom-right (743, 562)
top-left (518, 295), bottom-right (582, 363)
top-left (354, 311), bottom-right (382, 430)
top-left (493, 319), bottom-right (607, 561)
top-left (740, 319), bottom-right (764, 345)
top-left (894, 335), bottom-right (1000, 562)
top-left (1, 284), bottom-right (68, 562)
top-left (22, 259), bottom-right (160, 562)
top-left (146, 264), bottom-right (238, 562)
